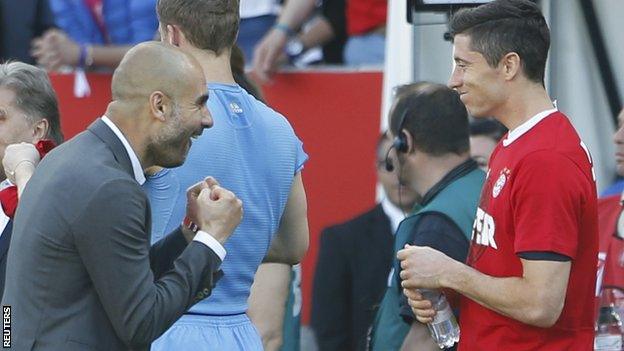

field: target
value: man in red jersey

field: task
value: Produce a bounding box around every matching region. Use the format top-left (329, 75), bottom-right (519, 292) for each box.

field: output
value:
top-left (397, 0), bottom-right (598, 350)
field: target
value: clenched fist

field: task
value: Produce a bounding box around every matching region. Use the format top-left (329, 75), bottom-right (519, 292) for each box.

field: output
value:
top-left (186, 177), bottom-right (243, 245)
top-left (3, 143), bottom-right (40, 184)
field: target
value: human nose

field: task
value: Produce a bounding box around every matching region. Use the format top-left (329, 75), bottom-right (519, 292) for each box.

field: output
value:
top-left (448, 66), bottom-right (462, 90)
top-left (614, 126), bottom-right (624, 145)
top-left (201, 107), bottom-right (213, 129)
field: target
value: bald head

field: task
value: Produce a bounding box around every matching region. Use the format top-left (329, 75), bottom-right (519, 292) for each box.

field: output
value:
top-left (111, 42), bottom-right (204, 103)
top-left (105, 42), bottom-right (212, 170)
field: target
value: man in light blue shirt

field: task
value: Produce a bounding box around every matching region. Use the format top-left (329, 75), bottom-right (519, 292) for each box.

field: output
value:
top-left (143, 1), bottom-right (309, 350)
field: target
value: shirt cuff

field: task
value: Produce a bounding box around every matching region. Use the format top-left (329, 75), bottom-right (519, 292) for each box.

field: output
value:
top-left (193, 231), bottom-right (227, 261)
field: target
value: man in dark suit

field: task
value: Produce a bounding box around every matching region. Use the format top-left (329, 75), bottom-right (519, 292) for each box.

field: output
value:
top-left (311, 133), bottom-right (420, 351)
top-left (2, 42), bottom-right (243, 351)
top-left (0, 61), bottom-right (64, 298)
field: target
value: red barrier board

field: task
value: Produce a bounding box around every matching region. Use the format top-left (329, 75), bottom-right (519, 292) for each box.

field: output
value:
top-left (50, 70), bottom-right (383, 324)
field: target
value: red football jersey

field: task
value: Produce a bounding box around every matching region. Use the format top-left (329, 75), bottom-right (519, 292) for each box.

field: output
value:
top-left (459, 111), bottom-right (598, 350)
top-left (597, 195), bottom-right (624, 293)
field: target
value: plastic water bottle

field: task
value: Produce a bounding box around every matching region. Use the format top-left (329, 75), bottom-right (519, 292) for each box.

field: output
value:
top-left (420, 289), bottom-right (460, 349)
top-left (594, 288), bottom-right (624, 351)
top-left (594, 305), bottom-right (623, 350)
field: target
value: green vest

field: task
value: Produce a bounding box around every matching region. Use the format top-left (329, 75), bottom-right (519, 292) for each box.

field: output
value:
top-left (370, 167), bottom-right (484, 351)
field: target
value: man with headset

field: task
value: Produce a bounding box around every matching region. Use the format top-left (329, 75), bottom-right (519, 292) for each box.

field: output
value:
top-left (369, 82), bottom-right (484, 350)
top-left (311, 132), bottom-right (420, 351)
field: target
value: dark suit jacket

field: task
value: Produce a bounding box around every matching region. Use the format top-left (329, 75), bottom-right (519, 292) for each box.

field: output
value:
top-left (2, 119), bottom-right (222, 351)
top-left (311, 204), bottom-right (394, 351)
top-left (0, 0), bottom-right (55, 63)
top-left (0, 219), bottom-right (11, 299)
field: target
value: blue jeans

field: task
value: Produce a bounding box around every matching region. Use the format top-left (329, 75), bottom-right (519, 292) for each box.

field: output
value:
top-left (237, 14), bottom-right (277, 63)
top-left (344, 33), bottom-right (386, 66)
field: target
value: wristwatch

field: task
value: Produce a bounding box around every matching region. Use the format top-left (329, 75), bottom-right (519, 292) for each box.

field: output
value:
top-left (285, 38), bottom-right (305, 62)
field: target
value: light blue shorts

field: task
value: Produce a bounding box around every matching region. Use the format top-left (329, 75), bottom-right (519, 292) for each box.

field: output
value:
top-left (151, 313), bottom-right (264, 351)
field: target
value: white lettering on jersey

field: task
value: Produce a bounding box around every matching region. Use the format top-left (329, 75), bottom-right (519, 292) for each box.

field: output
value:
top-left (472, 207), bottom-right (497, 249)
top-left (580, 140), bottom-right (596, 182)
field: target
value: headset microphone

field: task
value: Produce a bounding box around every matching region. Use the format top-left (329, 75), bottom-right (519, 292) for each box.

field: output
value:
top-left (384, 145), bottom-right (396, 172)
top-left (384, 108), bottom-right (410, 172)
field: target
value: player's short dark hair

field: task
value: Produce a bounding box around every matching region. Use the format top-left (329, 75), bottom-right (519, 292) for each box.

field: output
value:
top-left (469, 118), bottom-right (507, 142)
top-left (390, 83), bottom-right (469, 156)
top-left (157, 0), bottom-right (239, 55)
top-left (449, 0), bottom-right (549, 84)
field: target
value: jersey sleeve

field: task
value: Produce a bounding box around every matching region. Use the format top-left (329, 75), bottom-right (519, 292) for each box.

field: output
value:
top-left (409, 213), bottom-right (470, 263)
top-left (294, 135), bottom-right (308, 173)
top-left (511, 150), bottom-right (589, 259)
top-left (273, 110), bottom-right (308, 174)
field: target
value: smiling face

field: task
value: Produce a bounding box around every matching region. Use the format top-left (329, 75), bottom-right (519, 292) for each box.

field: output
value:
top-left (448, 34), bottom-right (507, 119)
top-left (148, 80), bottom-right (212, 168)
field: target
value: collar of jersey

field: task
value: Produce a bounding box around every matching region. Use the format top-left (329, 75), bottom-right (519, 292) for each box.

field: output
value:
top-left (208, 82), bottom-right (240, 92)
top-left (502, 108), bottom-right (558, 147)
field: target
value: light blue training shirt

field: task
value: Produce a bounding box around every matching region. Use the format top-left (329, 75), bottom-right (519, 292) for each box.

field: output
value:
top-left (143, 83), bottom-right (307, 315)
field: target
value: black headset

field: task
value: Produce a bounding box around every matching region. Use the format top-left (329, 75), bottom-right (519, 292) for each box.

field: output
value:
top-left (384, 107), bottom-right (409, 172)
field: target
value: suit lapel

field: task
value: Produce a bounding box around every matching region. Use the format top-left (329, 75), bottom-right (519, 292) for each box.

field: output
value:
top-left (0, 220), bottom-right (13, 262)
top-left (370, 204), bottom-right (392, 237)
top-left (87, 118), bottom-right (135, 180)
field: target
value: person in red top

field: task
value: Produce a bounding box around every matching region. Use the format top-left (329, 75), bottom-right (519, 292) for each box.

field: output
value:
top-left (341, 0), bottom-right (388, 65)
top-left (396, 0), bottom-right (598, 350)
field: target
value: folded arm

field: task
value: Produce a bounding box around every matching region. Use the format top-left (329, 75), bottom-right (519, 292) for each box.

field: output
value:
top-left (399, 246), bottom-right (571, 327)
top-left (443, 258), bottom-right (570, 327)
top-left (73, 178), bottom-right (222, 348)
top-left (149, 227), bottom-right (188, 279)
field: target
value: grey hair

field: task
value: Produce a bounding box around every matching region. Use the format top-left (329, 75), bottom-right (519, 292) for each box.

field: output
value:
top-left (0, 61), bottom-right (63, 144)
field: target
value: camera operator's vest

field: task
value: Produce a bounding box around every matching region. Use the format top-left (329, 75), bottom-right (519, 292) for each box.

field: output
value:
top-left (370, 166), bottom-right (484, 351)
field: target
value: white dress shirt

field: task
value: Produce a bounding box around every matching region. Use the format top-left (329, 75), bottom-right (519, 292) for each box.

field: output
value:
top-left (381, 197), bottom-right (406, 234)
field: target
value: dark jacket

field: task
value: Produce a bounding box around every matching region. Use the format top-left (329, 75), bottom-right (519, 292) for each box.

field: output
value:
top-left (3, 119), bottom-right (222, 351)
top-left (312, 204), bottom-right (395, 351)
top-left (0, 0), bottom-right (55, 63)
top-left (0, 219), bottom-right (11, 299)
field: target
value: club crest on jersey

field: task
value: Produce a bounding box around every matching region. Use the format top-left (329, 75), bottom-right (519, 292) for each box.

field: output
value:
top-left (492, 168), bottom-right (511, 198)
